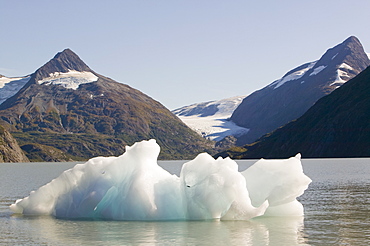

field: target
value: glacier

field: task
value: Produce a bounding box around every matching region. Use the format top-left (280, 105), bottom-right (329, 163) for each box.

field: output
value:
top-left (173, 96), bottom-right (249, 141)
top-left (37, 70), bottom-right (98, 90)
top-left (0, 76), bottom-right (31, 105)
top-left (10, 139), bottom-right (311, 221)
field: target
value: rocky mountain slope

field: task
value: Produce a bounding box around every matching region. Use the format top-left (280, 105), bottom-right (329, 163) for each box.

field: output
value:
top-left (231, 36), bottom-right (370, 145)
top-left (0, 49), bottom-right (212, 161)
top-left (0, 125), bottom-right (29, 162)
top-left (218, 65), bottom-right (370, 159)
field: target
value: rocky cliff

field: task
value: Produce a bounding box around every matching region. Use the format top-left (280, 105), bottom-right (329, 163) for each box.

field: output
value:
top-left (0, 125), bottom-right (29, 162)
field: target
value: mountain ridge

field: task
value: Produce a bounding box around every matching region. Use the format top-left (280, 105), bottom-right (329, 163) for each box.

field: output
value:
top-left (218, 64), bottom-right (370, 159)
top-left (230, 36), bottom-right (370, 145)
top-left (173, 36), bottom-right (370, 147)
top-left (0, 49), bottom-right (213, 161)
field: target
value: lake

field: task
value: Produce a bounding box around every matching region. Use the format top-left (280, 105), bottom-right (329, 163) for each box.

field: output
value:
top-left (1, 158), bottom-right (370, 245)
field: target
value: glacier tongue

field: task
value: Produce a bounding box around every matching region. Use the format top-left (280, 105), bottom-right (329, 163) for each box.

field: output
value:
top-left (37, 70), bottom-right (98, 90)
top-left (173, 96), bottom-right (249, 141)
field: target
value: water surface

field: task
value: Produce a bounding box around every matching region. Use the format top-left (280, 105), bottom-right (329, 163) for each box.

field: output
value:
top-left (1, 159), bottom-right (369, 245)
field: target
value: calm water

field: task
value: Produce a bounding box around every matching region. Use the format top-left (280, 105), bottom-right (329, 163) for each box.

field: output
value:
top-left (0, 159), bottom-right (370, 245)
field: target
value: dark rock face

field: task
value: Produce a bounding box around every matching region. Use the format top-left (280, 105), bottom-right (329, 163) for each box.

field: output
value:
top-left (0, 125), bottom-right (29, 162)
top-left (0, 49), bottom-right (212, 160)
top-left (231, 36), bottom-right (370, 145)
top-left (33, 48), bottom-right (94, 81)
top-left (219, 65), bottom-right (370, 159)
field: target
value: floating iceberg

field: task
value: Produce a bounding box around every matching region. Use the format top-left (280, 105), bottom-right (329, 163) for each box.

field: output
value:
top-left (10, 139), bottom-right (311, 220)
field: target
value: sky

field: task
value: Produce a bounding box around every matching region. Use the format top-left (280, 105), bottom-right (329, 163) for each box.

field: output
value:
top-left (1, 0), bottom-right (370, 110)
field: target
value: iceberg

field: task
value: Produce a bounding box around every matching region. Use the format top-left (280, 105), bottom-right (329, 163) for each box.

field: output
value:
top-left (10, 139), bottom-right (311, 220)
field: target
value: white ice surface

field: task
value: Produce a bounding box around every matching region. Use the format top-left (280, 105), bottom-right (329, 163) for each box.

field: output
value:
top-left (0, 76), bottom-right (31, 104)
top-left (37, 70), bottom-right (98, 90)
top-left (10, 139), bottom-right (311, 221)
top-left (178, 115), bottom-right (249, 141)
top-left (242, 154), bottom-right (311, 216)
top-left (173, 96), bottom-right (249, 141)
top-left (309, 65), bottom-right (327, 76)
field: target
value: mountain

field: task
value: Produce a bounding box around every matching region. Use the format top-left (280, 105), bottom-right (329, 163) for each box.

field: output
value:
top-left (0, 75), bottom-right (31, 104)
top-left (172, 95), bottom-right (249, 141)
top-left (231, 36), bottom-right (370, 145)
top-left (218, 65), bottom-right (370, 159)
top-left (0, 125), bottom-right (29, 162)
top-left (0, 49), bottom-right (212, 161)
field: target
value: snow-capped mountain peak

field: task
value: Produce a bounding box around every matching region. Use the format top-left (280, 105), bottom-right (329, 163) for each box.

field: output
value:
top-left (34, 48), bottom-right (94, 83)
top-left (231, 36), bottom-right (370, 145)
top-left (268, 36), bottom-right (368, 92)
top-left (0, 49), bottom-right (98, 105)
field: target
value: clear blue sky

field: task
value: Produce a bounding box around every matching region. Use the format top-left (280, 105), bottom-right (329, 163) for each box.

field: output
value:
top-left (1, 0), bottom-right (370, 109)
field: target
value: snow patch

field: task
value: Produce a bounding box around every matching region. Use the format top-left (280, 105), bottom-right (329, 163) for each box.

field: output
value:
top-left (330, 63), bottom-right (354, 87)
top-left (330, 69), bottom-right (348, 87)
top-left (37, 70), bottom-right (98, 90)
top-left (271, 61), bottom-right (316, 89)
top-left (309, 65), bottom-right (327, 76)
top-left (0, 76), bottom-right (31, 104)
top-left (339, 63), bottom-right (353, 70)
top-left (331, 53), bottom-right (338, 60)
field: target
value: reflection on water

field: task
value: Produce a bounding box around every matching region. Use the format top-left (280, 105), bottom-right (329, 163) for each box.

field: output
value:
top-left (1, 159), bottom-right (370, 245)
top-left (2, 214), bottom-right (307, 245)
top-left (302, 182), bottom-right (370, 245)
